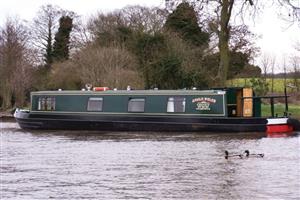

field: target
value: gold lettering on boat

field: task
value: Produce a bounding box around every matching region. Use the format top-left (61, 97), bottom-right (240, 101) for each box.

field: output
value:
top-left (192, 97), bottom-right (216, 111)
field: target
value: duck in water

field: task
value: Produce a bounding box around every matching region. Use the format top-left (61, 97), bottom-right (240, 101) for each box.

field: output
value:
top-left (224, 150), bottom-right (243, 159)
top-left (244, 150), bottom-right (264, 158)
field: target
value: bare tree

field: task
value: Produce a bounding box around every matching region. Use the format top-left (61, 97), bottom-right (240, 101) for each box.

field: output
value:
top-left (31, 4), bottom-right (80, 68)
top-left (88, 5), bottom-right (168, 47)
top-left (270, 55), bottom-right (276, 93)
top-left (72, 45), bottom-right (143, 89)
top-left (261, 53), bottom-right (271, 79)
top-left (290, 55), bottom-right (300, 91)
top-left (229, 25), bottom-right (259, 57)
top-left (0, 17), bottom-right (34, 109)
top-left (87, 11), bottom-right (125, 46)
top-left (120, 5), bottom-right (168, 34)
top-left (259, 53), bottom-right (274, 94)
top-left (31, 5), bottom-right (62, 67)
top-left (282, 55), bottom-right (288, 87)
top-left (47, 60), bottom-right (81, 90)
top-left (69, 18), bottom-right (92, 50)
top-left (277, 0), bottom-right (300, 25)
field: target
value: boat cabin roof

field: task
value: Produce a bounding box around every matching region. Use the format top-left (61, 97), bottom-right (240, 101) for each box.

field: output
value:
top-left (31, 89), bottom-right (225, 96)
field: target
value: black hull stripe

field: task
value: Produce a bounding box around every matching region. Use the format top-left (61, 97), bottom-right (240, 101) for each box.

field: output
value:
top-left (15, 112), bottom-right (267, 132)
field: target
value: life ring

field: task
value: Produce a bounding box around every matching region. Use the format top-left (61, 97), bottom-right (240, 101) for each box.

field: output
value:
top-left (93, 87), bottom-right (109, 91)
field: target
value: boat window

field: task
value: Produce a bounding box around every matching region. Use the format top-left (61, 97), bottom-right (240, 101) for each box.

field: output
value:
top-left (167, 97), bottom-right (186, 113)
top-left (128, 98), bottom-right (145, 112)
top-left (38, 97), bottom-right (43, 111)
top-left (38, 97), bottom-right (55, 111)
top-left (87, 97), bottom-right (103, 111)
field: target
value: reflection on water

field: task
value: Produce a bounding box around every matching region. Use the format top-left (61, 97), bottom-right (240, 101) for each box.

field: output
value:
top-left (1, 122), bottom-right (300, 199)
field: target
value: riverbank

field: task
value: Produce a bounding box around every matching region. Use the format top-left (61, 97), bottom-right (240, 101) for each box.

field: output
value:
top-left (0, 111), bottom-right (15, 120)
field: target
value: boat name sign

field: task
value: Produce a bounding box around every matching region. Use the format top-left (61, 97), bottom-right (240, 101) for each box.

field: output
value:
top-left (192, 97), bottom-right (217, 111)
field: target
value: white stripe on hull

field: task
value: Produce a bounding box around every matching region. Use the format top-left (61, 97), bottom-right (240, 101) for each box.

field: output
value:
top-left (267, 118), bottom-right (288, 125)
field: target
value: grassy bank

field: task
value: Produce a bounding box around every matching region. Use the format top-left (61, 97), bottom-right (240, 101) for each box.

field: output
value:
top-left (227, 78), bottom-right (299, 93)
top-left (261, 103), bottom-right (300, 119)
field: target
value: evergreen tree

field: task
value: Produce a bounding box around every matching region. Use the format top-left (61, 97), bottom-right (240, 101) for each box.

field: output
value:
top-left (134, 33), bottom-right (167, 89)
top-left (165, 2), bottom-right (209, 47)
top-left (203, 51), bottom-right (251, 80)
top-left (32, 4), bottom-right (62, 68)
top-left (53, 16), bottom-right (73, 61)
top-left (45, 30), bottom-right (53, 67)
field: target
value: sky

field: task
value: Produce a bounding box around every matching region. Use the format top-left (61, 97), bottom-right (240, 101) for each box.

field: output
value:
top-left (0, 0), bottom-right (299, 71)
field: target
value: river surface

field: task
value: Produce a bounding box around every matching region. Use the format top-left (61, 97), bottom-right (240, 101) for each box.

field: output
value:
top-left (1, 121), bottom-right (300, 200)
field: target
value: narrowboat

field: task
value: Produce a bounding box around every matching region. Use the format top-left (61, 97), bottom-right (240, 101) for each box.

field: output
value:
top-left (14, 87), bottom-right (300, 132)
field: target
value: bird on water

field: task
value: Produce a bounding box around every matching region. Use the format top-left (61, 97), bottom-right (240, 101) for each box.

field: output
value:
top-left (244, 150), bottom-right (264, 158)
top-left (224, 150), bottom-right (264, 159)
top-left (224, 150), bottom-right (243, 159)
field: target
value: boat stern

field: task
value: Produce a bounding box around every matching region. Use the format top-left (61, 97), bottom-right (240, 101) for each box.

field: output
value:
top-left (266, 117), bottom-right (299, 137)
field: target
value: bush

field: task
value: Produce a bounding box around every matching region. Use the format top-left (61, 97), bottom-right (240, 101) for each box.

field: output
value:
top-left (249, 78), bottom-right (269, 96)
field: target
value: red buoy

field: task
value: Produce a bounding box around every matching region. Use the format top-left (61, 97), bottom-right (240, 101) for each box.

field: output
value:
top-left (93, 87), bottom-right (109, 91)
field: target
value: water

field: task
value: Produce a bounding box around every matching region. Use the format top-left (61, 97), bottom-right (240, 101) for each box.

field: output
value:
top-left (1, 121), bottom-right (300, 200)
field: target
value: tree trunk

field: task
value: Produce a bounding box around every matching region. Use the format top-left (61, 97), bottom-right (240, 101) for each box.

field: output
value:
top-left (1, 81), bottom-right (13, 109)
top-left (216, 0), bottom-right (234, 87)
top-left (217, 32), bottom-right (230, 87)
top-left (14, 87), bottom-right (26, 107)
top-left (271, 75), bottom-right (274, 93)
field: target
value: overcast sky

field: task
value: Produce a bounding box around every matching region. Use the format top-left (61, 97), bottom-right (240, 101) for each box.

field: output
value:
top-left (0, 0), bottom-right (299, 70)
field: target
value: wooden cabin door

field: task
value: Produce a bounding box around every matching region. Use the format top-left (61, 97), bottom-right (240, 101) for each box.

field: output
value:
top-left (236, 89), bottom-right (243, 117)
top-left (243, 88), bottom-right (253, 117)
